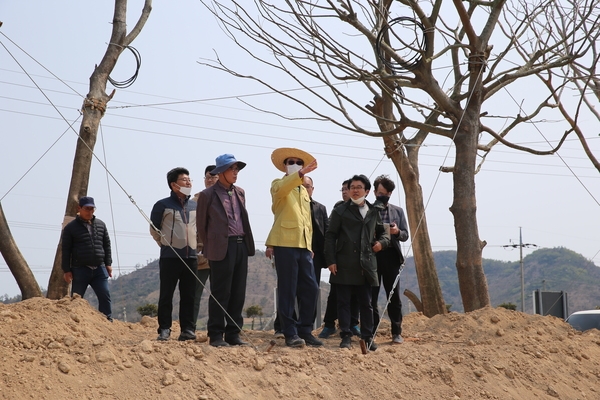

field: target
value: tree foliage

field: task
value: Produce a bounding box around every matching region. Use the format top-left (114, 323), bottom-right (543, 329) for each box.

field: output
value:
top-left (136, 303), bottom-right (158, 317)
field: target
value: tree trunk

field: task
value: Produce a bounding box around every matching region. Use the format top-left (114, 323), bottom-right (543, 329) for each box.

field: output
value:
top-left (383, 135), bottom-right (447, 317)
top-left (46, 0), bottom-right (152, 299)
top-left (0, 203), bottom-right (42, 299)
top-left (450, 111), bottom-right (490, 312)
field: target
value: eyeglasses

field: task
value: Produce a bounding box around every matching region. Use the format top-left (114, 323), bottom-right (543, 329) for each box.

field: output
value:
top-left (228, 166), bottom-right (240, 172)
top-left (349, 186), bottom-right (365, 190)
top-left (286, 160), bottom-right (304, 166)
top-left (177, 178), bottom-right (193, 183)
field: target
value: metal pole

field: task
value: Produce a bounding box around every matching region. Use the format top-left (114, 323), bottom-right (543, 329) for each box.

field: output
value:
top-left (520, 227), bottom-right (524, 312)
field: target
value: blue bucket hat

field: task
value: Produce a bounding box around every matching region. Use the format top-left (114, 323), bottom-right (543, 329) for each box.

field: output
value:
top-left (210, 154), bottom-right (246, 175)
top-left (79, 196), bottom-right (96, 208)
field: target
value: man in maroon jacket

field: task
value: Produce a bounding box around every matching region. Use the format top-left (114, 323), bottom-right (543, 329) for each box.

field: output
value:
top-left (196, 154), bottom-right (255, 347)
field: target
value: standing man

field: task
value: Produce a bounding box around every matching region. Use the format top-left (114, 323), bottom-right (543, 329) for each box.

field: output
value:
top-left (265, 147), bottom-right (322, 348)
top-left (319, 179), bottom-right (361, 339)
top-left (62, 196), bottom-right (113, 321)
top-left (302, 176), bottom-right (328, 284)
top-left (150, 167), bottom-right (197, 342)
top-left (325, 174), bottom-right (390, 350)
top-left (191, 164), bottom-right (217, 331)
top-left (372, 175), bottom-right (409, 344)
top-left (197, 154), bottom-right (255, 347)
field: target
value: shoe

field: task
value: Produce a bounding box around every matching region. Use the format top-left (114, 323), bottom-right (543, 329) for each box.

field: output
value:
top-left (350, 325), bottom-right (361, 336)
top-left (226, 336), bottom-right (249, 346)
top-left (392, 334), bottom-right (404, 344)
top-left (299, 334), bottom-right (323, 347)
top-left (157, 328), bottom-right (170, 341)
top-left (318, 326), bottom-right (337, 339)
top-left (340, 336), bottom-right (352, 349)
top-left (366, 339), bottom-right (378, 351)
top-left (178, 329), bottom-right (197, 341)
top-left (274, 331), bottom-right (285, 339)
top-left (209, 338), bottom-right (230, 347)
top-left (285, 335), bottom-right (306, 348)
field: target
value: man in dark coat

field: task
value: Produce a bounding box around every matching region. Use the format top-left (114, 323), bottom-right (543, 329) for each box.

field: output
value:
top-left (372, 175), bottom-right (410, 344)
top-left (62, 196), bottom-right (113, 320)
top-left (324, 174), bottom-right (390, 350)
top-left (197, 154), bottom-right (255, 347)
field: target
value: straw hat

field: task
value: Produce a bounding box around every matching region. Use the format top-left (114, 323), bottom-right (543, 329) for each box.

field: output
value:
top-left (271, 148), bottom-right (315, 172)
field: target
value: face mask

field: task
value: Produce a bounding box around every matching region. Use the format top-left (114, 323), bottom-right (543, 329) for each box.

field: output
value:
top-left (286, 164), bottom-right (302, 175)
top-left (178, 185), bottom-right (193, 196)
top-left (376, 195), bottom-right (390, 205)
top-left (351, 196), bottom-right (366, 205)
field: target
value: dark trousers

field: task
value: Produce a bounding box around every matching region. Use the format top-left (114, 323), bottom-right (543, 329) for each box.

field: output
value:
top-left (207, 237), bottom-right (248, 341)
top-left (274, 246), bottom-right (319, 337)
top-left (71, 265), bottom-right (112, 320)
top-left (192, 269), bottom-right (210, 330)
top-left (157, 257), bottom-right (196, 332)
top-left (372, 249), bottom-right (403, 335)
top-left (322, 283), bottom-right (359, 328)
top-left (337, 283), bottom-right (373, 340)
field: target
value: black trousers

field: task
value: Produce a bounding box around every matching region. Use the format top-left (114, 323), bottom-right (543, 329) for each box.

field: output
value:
top-left (336, 283), bottom-right (373, 340)
top-left (372, 248), bottom-right (403, 335)
top-left (322, 283), bottom-right (360, 328)
top-left (157, 257), bottom-right (196, 332)
top-left (207, 237), bottom-right (248, 340)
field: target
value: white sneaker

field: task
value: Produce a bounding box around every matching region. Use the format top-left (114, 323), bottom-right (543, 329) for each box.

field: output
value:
top-left (274, 331), bottom-right (285, 339)
top-left (392, 334), bottom-right (404, 344)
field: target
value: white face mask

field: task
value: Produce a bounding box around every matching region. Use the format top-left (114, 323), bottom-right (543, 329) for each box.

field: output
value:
top-left (178, 185), bottom-right (193, 196)
top-left (351, 196), bottom-right (366, 205)
top-left (286, 164), bottom-right (302, 175)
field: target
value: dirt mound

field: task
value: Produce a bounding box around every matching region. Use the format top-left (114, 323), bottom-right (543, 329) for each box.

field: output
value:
top-left (1, 297), bottom-right (599, 399)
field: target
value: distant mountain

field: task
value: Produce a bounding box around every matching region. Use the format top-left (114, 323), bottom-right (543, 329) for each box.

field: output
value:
top-left (401, 247), bottom-right (600, 314)
top-left (74, 247), bottom-right (600, 322)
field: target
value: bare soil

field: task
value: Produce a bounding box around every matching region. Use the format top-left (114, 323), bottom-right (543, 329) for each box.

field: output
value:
top-left (1, 297), bottom-right (599, 399)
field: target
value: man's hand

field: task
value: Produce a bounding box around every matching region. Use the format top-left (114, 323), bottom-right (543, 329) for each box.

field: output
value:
top-left (328, 264), bottom-right (337, 275)
top-left (300, 159), bottom-right (318, 175)
top-left (63, 272), bottom-right (73, 283)
top-left (389, 222), bottom-right (400, 236)
top-left (372, 241), bottom-right (383, 253)
top-left (265, 247), bottom-right (274, 259)
top-left (106, 265), bottom-right (113, 278)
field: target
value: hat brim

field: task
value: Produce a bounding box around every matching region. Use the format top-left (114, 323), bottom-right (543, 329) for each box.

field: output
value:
top-left (210, 161), bottom-right (246, 175)
top-left (271, 148), bottom-right (315, 172)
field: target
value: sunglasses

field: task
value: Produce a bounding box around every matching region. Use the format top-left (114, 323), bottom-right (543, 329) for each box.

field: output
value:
top-left (286, 160), bottom-right (304, 166)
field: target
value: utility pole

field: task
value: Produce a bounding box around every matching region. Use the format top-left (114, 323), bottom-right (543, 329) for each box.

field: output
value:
top-left (503, 227), bottom-right (537, 313)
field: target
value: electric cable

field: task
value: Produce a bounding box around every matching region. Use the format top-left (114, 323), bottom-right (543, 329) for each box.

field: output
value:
top-left (107, 45), bottom-right (141, 89)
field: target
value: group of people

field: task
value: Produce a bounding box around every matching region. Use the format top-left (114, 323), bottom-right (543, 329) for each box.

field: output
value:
top-left (60, 146), bottom-right (409, 350)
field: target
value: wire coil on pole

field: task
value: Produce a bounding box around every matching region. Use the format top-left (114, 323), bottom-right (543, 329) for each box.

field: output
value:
top-left (376, 17), bottom-right (428, 73)
top-left (108, 46), bottom-right (141, 89)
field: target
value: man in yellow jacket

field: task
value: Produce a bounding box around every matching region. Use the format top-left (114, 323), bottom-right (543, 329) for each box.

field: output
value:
top-left (265, 148), bottom-right (322, 348)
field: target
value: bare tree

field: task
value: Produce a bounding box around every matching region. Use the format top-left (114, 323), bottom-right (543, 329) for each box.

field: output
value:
top-left (0, 203), bottom-right (42, 299)
top-left (199, 0), bottom-right (599, 312)
top-left (43, 0), bottom-right (152, 299)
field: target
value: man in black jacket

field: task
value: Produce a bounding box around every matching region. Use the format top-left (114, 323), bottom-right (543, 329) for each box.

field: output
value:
top-left (372, 175), bottom-right (410, 344)
top-left (61, 196), bottom-right (113, 320)
top-left (325, 175), bottom-right (390, 350)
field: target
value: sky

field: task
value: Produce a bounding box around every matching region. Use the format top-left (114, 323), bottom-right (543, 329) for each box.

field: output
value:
top-left (1, 1), bottom-right (599, 298)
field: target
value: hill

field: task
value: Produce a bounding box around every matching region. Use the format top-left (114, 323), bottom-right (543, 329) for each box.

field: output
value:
top-left (4, 247), bottom-right (598, 323)
top-left (400, 247), bottom-right (600, 314)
